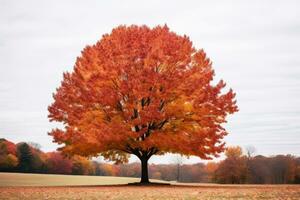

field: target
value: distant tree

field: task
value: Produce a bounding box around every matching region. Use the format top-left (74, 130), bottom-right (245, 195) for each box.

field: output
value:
top-left (0, 141), bottom-right (7, 156)
top-left (0, 139), bottom-right (18, 172)
top-left (269, 155), bottom-right (296, 184)
top-left (215, 146), bottom-right (247, 184)
top-left (245, 145), bottom-right (256, 158)
top-left (0, 154), bottom-right (18, 171)
top-left (28, 142), bottom-right (42, 150)
top-left (205, 162), bottom-right (218, 182)
top-left (92, 161), bottom-right (102, 176)
top-left (48, 24), bottom-right (238, 183)
top-left (31, 152), bottom-right (45, 173)
top-left (45, 152), bottom-right (73, 174)
top-left (153, 164), bottom-right (177, 181)
top-left (28, 144), bottom-right (47, 173)
top-left (248, 155), bottom-right (271, 184)
top-left (180, 163), bottom-right (206, 182)
top-left (119, 162), bottom-right (140, 177)
top-left (17, 143), bottom-right (33, 172)
top-left (98, 163), bottom-right (118, 176)
top-left (294, 159), bottom-right (300, 184)
top-left (244, 145), bottom-right (256, 183)
top-left (173, 154), bottom-right (183, 182)
top-left (0, 139), bottom-right (17, 155)
top-left (225, 146), bottom-right (243, 158)
top-left (71, 155), bottom-right (95, 175)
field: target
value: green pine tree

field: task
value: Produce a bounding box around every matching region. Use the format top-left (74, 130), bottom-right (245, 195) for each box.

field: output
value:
top-left (17, 143), bottom-right (33, 172)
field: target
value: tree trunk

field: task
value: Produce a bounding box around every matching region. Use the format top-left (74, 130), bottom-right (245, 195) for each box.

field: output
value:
top-left (140, 157), bottom-right (149, 183)
top-left (177, 163), bottom-right (180, 182)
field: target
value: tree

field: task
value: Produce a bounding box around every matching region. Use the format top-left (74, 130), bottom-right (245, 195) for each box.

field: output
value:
top-left (28, 142), bottom-right (42, 150)
top-left (0, 139), bottom-right (18, 172)
top-left (0, 154), bottom-right (18, 171)
top-left (0, 141), bottom-right (8, 156)
top-left (180, 163), bottom-right (206, 182)
top-left (248, 155), bottom-right (271, 183)
top-left (119, 162), bottom-right (140, 177)
top-left (269, 155), bottom-right (296, 184)
top-left (45, 152), bottom-right (73, 174)
top-left (71, 155), bottom-right (95, 175)
top-left (215, 146), bottom-right (247, 184)
top-left (245, 145), bottom-right (256, 158)
top-left (17, 143), bottom-right (33, 172)
top-left (295, 159), bottom-right (300, 183)
top-left (0, 139), bottom-right (17, 156)
top-left (225, 146), bottom-right (243, 158)
top-left (173, 154), bottom-right (183, 182)
top-left (98, 163), bottom-right (118, 176)
top-left (244, 145), bottom-right (256, 183)
top-left (205, 162), bottom-right (218, 182)
top-left (48, 25), bottom-right (238, 183)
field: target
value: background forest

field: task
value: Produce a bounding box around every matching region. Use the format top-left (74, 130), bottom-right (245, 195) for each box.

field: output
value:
top-left (1, 138), bottom-right (299, 184)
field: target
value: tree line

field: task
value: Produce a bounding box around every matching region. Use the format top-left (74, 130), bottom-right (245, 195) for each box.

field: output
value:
top-left (0, 139), bottom-right (299, 184)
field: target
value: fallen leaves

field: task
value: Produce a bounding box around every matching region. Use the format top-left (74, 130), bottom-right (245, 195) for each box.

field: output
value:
top-left (0, 185), bottom-right (300, 200)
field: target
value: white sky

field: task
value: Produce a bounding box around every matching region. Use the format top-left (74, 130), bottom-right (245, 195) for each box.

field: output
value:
top-left (0, 0), bottom-right (299, 164)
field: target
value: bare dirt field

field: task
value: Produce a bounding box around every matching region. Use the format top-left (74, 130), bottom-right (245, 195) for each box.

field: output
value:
top-left (0, 173), bottom-right (300, 199)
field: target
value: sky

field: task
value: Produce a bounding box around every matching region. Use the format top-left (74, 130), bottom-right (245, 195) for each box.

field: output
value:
top-left (0, 0), bottom-right (299, 164)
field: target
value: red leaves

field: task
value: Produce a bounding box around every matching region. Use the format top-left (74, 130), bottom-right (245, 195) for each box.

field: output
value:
top-left (48, 25), bottom-right (238, 162)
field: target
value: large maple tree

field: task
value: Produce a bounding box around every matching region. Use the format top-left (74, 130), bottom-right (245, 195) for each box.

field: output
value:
top-left (48, 25), bottom-right (238, 183)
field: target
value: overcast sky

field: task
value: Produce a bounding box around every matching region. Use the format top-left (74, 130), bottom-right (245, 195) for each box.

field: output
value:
top-left (1, 0), bottom-right (299, 164)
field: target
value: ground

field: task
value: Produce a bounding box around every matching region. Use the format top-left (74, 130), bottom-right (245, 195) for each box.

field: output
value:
top-left (0, 173), bottom-right (300, 200)
top-left (0, 172), bottom-right (144, 186)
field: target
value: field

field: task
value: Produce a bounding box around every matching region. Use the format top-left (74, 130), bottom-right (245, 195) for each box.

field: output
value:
top-left (1, 173), bottom-right (300, 200)
top-left (0, 172), bottom-right (144, 187)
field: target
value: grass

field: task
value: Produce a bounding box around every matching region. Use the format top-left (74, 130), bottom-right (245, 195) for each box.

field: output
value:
top-left (0, 172), bottom-right (150, 186)
top-left (0, 173), bottom-right (300, 199)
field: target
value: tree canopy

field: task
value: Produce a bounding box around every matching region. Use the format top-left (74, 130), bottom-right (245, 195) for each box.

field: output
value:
top-left (48, 25), bottom-right (238, 182)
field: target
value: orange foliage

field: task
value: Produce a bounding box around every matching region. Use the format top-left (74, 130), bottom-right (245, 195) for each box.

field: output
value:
top-left (225, 146), bottom-right (243, 158)
top-left (206, 162), bottom-right (218, 173)
top-left (71, 155), bottom-right (95, 175)
top-left (48, 25), bottom-right (238, 163)
top-left (0, 154), bottom-right (18, 169)
top-left (4, 141), bottom-right (17, 155)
